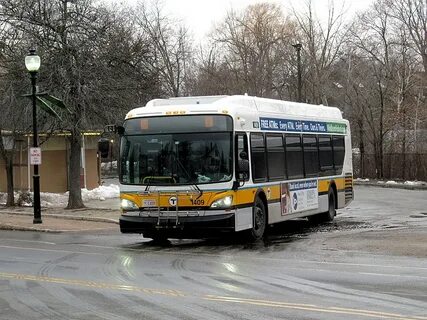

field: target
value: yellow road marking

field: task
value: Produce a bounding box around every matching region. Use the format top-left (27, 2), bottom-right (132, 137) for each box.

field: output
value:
top-left (204, 296), bottom-right (427, 320)
top-left (0, 272), bottom-right (425, 320)
top-left (0, 245), bottom-right (105, 256)
top-left (0, 272), bottom-right (184, 297)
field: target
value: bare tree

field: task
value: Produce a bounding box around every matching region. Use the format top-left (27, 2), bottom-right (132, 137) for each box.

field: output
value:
top-left (0, 22), bottom-right (35, 206)
top-left (387, 0), bottom-right (427, 72)
top-left (0, 0), bottom-right (160, 208)
top-left (0, 85), bottom-right (29, 206)
top-left (135, 1), bottom-right (193, 97)
top-left (348, 1), bottom-right (397, 178)
top-left (343, 0), bottom-right (427, 179)
top-left (292, 0), bottom-right (349, 105)
top-left (191, 44), bottom-right (238, 95)
top-left (197, 3), bottom-right (295, 98)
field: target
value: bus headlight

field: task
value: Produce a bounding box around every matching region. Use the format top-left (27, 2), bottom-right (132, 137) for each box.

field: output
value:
top-left (121, 199), bottom-right (139, 211)
top-left (210, 196), bottom-right (233, 209)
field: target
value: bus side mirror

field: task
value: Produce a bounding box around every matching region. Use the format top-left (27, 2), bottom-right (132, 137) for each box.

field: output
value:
top-left (98, 138), bottom-right (111, 158)
top-left (117, 126), bottom-right (125, 135)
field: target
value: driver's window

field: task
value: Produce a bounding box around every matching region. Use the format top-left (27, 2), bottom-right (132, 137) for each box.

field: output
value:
top-left (236, 133), bottom-right (249, 181)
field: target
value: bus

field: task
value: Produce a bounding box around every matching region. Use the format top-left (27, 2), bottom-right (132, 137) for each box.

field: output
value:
top-left (118, 95), bottom-right (353, 241)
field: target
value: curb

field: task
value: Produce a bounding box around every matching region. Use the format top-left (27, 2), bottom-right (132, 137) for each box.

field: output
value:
top-left (0, 211), bottom-right (119, 224)
top-left (354, 181), bottom-right (427, 190)
top-left (0, 223), bottom-right (118, 233)
top-left (0, 224), bottom-right (63, 233)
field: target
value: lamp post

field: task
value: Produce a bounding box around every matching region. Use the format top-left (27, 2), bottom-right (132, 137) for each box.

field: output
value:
top-left (25, 49), bottom-right (42, 224)
top-left (292, 43), bottom-right (302, 102)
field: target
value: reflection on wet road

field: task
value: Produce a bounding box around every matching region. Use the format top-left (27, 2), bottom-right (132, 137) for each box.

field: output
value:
top-left (0, 186), bottom-right (426, 319)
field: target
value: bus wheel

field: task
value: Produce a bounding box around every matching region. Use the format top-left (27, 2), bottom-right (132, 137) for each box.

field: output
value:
top-left (324, 189), bottom-right (336, 222)
top-left (309, 189), bottom-right (336, 224)
top-left (247, 198), bottom-right (266, 241)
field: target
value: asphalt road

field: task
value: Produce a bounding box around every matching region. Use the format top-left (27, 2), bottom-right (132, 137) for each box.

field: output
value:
top-left (0, 185), bottom-right (426, 320)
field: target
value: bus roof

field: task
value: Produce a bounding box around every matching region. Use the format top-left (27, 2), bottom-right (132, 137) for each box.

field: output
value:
top-left (126, 95), bottom-right (344, 122)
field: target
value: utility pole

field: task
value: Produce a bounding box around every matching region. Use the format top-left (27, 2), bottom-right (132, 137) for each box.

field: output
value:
top-left (292, 43), bottom-right (302, 102)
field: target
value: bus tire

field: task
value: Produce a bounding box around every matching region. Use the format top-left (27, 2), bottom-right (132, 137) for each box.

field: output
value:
top-left (323, 188), bottom-right (336, 222)
top-left (247, 197), bottom-right (267, 241)
top-left (309, 188), bottom-right (336, 224)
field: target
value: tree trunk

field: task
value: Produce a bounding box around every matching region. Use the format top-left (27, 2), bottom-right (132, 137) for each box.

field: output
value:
top-left (358, 120), bottom-right (365, 178)
top-left (401, 107), bottom-right (407, 180)
top-left (422, 51), bottom-right (427, 74)
top-left (5, 156), bottom-right (14, 207)
top-left (378, 87), bottom-right (385, 179)
top-left (374, 142), bottom-right (380, 179)
top-left (66, 129), bottom-right (84, 209)
top-left (379, 140), bottom-right (384, 179)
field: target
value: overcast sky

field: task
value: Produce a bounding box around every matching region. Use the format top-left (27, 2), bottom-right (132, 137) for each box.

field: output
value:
top-left (120, 0), bottom-right (374, 41)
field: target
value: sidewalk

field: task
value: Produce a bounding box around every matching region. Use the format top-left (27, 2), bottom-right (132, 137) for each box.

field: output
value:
top-left (0, 198), bottom-right (121, 233)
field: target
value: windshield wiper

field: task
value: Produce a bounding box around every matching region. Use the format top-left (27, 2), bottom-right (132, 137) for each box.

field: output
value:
top-left (171, 146), bottom-right (203, 198)
top-left (144, 176), bottom-right (152, 192)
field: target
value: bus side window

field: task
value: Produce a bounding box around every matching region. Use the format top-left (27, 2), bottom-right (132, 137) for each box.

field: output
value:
top-left (303, 135), bottom-right (319, 177)
top-left (318, 135), bottom-right (334, 176)
top-left (332, 135), bottom-right (345, 174)
top-left (285, 134), bottom-right (304, 179)
top-left (250, 133), bottom-right (267, 182)
top-left (236, 133), bottom-right (249, 181)
top-left (266, 134), bottom-right (286, 181)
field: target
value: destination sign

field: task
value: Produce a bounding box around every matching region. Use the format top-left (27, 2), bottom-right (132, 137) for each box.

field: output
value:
top-left (259, 117), bottom-right (346, 134)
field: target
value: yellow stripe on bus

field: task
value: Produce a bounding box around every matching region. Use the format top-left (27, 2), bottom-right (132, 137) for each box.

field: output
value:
top-left (318, 177), bottom-right (347, 193)
top-left (120, 177), bottom-right (351, 208)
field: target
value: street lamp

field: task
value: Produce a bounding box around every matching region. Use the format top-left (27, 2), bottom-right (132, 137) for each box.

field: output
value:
top-left (25, 49), bottom-right (42, 224)
top-left (292, 43), bottom-right (302, 102)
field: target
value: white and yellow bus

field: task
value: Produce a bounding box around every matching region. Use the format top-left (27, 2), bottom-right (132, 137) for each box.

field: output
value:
top-left (118, 95), bottom-right (353, 241)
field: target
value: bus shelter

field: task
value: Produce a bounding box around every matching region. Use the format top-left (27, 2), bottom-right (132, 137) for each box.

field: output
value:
top-left (0, 131), bottom-right (102, 193)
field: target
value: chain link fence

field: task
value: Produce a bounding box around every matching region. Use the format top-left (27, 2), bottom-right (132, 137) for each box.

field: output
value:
top-left (353, 153), bottom-right (427, 181)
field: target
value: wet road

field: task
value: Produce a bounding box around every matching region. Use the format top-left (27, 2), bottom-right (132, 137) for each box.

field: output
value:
top-left (0, 185), bottom-right (426, 320)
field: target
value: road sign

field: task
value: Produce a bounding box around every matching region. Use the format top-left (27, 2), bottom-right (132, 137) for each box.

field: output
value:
top-left (105, 124), bottom-right (116, 133)
top-left (30, 147), bottom-right (42, 165)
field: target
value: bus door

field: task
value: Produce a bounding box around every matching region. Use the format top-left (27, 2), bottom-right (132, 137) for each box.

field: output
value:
top-left (234, 132), bottom-right (252, 231)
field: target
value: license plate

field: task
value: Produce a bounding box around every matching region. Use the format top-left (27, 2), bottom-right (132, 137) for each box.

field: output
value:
top-left (143, 199), bottom-right (156, 207)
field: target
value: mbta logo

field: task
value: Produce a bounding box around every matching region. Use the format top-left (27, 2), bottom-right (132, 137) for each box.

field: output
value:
top-left (168, 196), bottom-right (178, 207)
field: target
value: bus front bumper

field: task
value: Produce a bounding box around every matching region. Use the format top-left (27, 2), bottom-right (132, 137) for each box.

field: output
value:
top-left (119, 211), bottom-right (235, 238)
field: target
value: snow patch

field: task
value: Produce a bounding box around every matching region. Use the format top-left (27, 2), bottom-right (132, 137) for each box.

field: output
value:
top-left (404, 181), bottom-right (426, 186)
top-left (101, 161), bottom-right (117, 170)
top-left (81, 184), bottom-right (119, 201)
top-left (385, 180), bottom-right (398, 185)
top-left (355, 178), bottom-right (370, 182)
top-left (0, 184), bottom-right (119, 207)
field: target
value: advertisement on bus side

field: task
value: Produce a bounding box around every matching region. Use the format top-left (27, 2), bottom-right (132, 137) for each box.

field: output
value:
top-left (281, 180), bottom-right (318, 215)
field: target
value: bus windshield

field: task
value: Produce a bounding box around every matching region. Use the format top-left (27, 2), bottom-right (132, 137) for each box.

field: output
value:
top-left (120, 132), bottom-right (233, 185)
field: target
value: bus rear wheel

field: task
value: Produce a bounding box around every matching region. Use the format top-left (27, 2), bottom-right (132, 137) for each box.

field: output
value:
top-left (309, 189), bottom-right (336, 224)
top-left (247, 197), bottom-right (267, 241)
